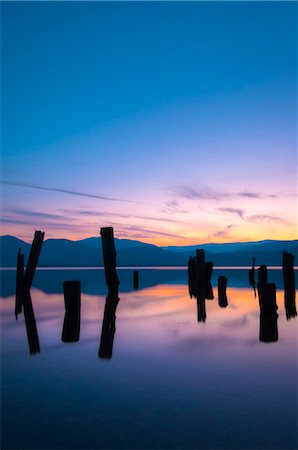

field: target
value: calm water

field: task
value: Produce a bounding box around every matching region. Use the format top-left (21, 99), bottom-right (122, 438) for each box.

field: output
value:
top-left (1, 268), bottom-right (297, 449)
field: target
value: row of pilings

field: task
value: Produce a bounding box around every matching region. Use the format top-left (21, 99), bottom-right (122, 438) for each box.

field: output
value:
top-left (187, 248), bottom-right (296, 341)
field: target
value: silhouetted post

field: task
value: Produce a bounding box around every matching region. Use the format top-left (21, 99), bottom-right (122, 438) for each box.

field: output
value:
top-left (258, 265), bottom-right (267, 283)
top-left (282, 252), bottom-right (296, 320)
top-left (195, 249), bottom-right (205, 300)
top-left (100, 227), bottom-right (120, 295)
top-left (282, 252), bottom-right (295, 290)
top-left (258, 282), bottom-right (278, 317)
top-left (133, 270), bottom-right (139, 289)
top-left (259, 315), bottom-right (278, 343)
top-left (218, 276), bottom-right (228, 308)
top-left (22, 230), bottom-right (45, 293)
top-left (62, 281), bottom-right (81, 342)
top-left (15, 249), bottom-right (24, 319)
top-left (99, 294), bottom-right (119, 359)
top-left (23, 292), bottom-right (40, 355)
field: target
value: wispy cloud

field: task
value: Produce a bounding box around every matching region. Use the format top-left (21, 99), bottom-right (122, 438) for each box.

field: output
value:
top-left (217, 207), bottom-right (245, 219)
top-left (171, 184), bottom-right (276, 202)
top-left (1, 180), bottom-right (135, 203)
top-left (247, 214), bottom-right (289, 225)
top-left (62, 208), bottom-right (179, 224)
top-left (212, 224), bottom-right (235, 239)
top-left (160, 200), bottom-right (189, 214)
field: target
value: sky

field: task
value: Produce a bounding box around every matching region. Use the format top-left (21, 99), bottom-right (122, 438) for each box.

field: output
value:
top-left (1, 1), bottom-right (297, 245)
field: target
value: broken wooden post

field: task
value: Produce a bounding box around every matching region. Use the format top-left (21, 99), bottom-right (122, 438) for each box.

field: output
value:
top-left (282, 252), bottom-right (296, 320)
top-left (99, 293), bottom-right (119, 359)
top-left (100, 227), bottom-right (120, 295)
top-left (62, 281), bottom-right (81, 342)
top-left (282, 252), bottom-right (295, 290)
top-left (133, 270), bottom-right (139, 290)
top-left (195, 249), bottom-right (205, 303)
top-left (218, 276), bottom-right (228, 308)
top-left (22, 230), bottom-right (45, 293)
top-left (15, 249), bottom-right (24, 319)
top-left (258, 265), bottom-right (267, 283)
top-left (23, 292), bottom-right (40, 355)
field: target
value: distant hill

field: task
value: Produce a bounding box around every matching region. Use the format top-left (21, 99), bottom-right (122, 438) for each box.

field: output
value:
top-left (0, 235), bottom-right (186, 267)
top-left (0, 235), bottom-right (297, 267)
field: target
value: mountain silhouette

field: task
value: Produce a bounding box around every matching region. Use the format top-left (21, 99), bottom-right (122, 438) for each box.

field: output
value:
top-left (0, 235), bottom-right (297, 268)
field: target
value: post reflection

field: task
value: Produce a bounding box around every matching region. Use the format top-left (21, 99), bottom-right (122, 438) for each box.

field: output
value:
top-left (23, 292), bottom-right (40, 355)
top-left (98, 293), bottom-right (120, 359)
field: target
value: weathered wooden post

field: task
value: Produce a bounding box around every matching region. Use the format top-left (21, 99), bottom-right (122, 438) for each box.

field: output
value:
top-left (100, 227), bottom-right (120, 295)
top-left (133, 270), bottom-right (139, 289)
top-left (282, 252), bottom-right (296, 320)
top-left (62, 281), bottom-right (81, 342)
top-left (282, 252), bottom-right (295, 289)
top-left (258, 265), bottom-right (267, 283)
top-left (99, 294), bottom-right (119, 359)
top-left (15, 249), bottom-right (24, 319)
top-left (196, 249), bottom-right (205, 296)
top-left (22, 230), bottom-right (45, 293)
top-left (23, 292), bottom-right (40, 355)
top-left (218, 276), bottom-right (228, 308)
top-left (258, 281), bottom-right (278, 342)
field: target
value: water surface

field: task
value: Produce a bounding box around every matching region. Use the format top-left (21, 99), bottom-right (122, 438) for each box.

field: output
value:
top-left (1, 268), bottom-right (297, 449)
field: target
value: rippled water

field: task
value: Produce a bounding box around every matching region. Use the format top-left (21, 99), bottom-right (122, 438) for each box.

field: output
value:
top-left (1, 268), bottom-right (297, 449)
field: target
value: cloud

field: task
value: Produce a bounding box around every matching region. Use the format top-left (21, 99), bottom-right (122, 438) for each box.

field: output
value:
top-left (218, 207), bottom-right (245, 219)
top-left (247, 214), bottom-right (289, 225)
top-left (171, 184), bottom-right (276, 202)
top-left (160, 200), bottom-right (189, 214)
top-left (64, 209), bottom-right (179, 224)
top-left (212, 224), bottom-right (235, 239)
top-left (1, 180), bottom-right (134, 203)
top-left (6, 208), bottom-right (65, 220)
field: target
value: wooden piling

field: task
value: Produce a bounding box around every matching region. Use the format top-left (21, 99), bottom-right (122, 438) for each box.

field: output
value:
top-left (204, 262), bottom-right (214, 299)
top-left (282, 252), bottom-right (295, 290)
top-left (100, 227), bottom-right (120, 295)
top-left (133, 270), bottom-right (139, 289)
top-left (62, 281), bottom-right (81, 342)
top-left (218, 276), bottom-right (228, 308)
top-left (197, 297), bottom-right (206, 323)
top-left (258, 265), bottom-right (267, 283)
top-left (15, 249), bottom-right (24, 319)
top-left (22, 230), bottom-right (45, 293)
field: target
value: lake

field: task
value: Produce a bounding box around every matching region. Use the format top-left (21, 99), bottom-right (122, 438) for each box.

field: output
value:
top-left (1, 268), bottom-right (297, 449)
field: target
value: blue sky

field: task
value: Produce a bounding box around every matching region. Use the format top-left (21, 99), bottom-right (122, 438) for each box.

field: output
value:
top-left (1, 1), bottom-right (297, 244)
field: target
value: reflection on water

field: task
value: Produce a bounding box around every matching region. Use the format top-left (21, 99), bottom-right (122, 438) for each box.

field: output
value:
top-left (1, 268), bottom-right (297, 449)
